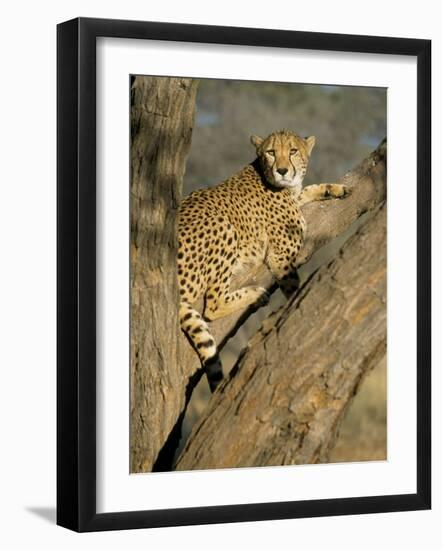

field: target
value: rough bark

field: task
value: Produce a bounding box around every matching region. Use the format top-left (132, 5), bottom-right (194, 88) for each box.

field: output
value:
top-left (130, 76), bottom-right (198, 472)
top-left (176, 206), bottom-right (386, 470)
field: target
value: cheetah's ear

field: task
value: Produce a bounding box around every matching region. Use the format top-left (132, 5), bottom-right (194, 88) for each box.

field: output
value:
top-left (250, 134), bottom-right (264, 149)
top-left (304, 136), bottom-right (316, 155)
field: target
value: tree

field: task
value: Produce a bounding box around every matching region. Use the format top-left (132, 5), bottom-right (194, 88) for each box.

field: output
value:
top-left (130, 75), bottom-right (387, 473)
top-left (130, 76), bottom-right (199, 472)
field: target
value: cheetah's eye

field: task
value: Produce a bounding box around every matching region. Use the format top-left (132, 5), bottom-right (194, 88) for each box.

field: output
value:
top-left (266, 150), bottom-right (275, 157)
top-left (290, 148), bottom-right (298, 155)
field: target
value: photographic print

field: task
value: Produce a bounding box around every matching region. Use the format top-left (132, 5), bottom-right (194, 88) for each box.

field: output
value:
top-left (130, 76), bottom-right (387, 474)
top-left (57, 17), bottom-right (430, 531)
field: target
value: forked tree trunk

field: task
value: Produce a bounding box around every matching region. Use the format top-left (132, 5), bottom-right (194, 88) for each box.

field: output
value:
top-left (129, 74), bottom-right (387, 472)
top-left (130, 76), bottom-right (198, 472)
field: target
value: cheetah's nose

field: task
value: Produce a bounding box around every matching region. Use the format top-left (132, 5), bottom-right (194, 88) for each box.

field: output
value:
top-left (277, 167), bottom-right (288, 176)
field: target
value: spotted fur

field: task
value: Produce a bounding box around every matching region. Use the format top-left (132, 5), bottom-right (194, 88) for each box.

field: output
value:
top-left (178, 130), bottom-right (350, 392)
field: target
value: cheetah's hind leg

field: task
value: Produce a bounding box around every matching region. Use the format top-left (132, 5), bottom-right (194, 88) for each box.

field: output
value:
top-left (179, 301), bottom-right (223, 392)
top-left (204, 285), bottom-right (269, 321)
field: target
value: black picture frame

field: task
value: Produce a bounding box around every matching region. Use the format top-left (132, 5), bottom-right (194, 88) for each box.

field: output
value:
top-left (57, 17), bottom-right (431, 532)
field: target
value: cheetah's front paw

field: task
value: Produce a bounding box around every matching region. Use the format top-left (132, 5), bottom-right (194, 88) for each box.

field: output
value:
top-left (339, 185), bottom-right (351, 198)
top-left (327, 184), bottom-right (351, 199)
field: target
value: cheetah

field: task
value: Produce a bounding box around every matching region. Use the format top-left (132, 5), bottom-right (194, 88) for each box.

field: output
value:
top-left (178, 129), bottom-right (350, 392)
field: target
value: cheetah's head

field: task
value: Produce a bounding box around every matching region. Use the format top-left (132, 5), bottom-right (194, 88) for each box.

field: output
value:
top-left (251, 130), bottom-right (315, 191)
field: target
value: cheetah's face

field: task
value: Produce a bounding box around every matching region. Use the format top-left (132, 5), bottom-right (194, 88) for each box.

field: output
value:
top-left (251, 130), bottom-right (316, 191)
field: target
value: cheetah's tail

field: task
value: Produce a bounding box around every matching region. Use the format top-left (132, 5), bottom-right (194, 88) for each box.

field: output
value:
top-left (179, 301), bottom-right (223, 393)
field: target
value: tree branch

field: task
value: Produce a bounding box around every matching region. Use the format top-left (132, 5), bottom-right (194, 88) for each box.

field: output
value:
top-left (176, 206), bottom-right (386, 470)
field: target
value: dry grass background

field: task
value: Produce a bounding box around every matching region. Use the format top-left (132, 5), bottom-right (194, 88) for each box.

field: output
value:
top-left (176, 77), bottom-right (387, 465)
top-left (330, 358), bottom-right (387, 462)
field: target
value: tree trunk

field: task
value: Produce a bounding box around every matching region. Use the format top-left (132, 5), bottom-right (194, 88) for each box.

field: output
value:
top-left (176, 206), bottom-right (386, 470)
top-left (130, 76), bottom-right (198, 472)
